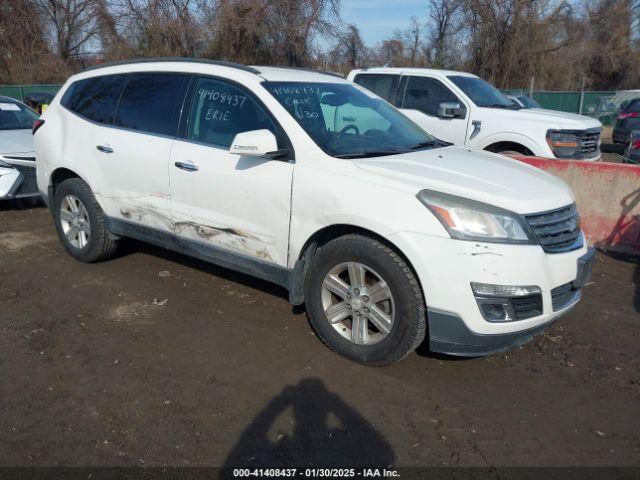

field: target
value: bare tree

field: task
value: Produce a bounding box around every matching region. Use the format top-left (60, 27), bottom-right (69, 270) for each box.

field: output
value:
top-left (428, 0), bottom-right (462, 68)
top-left (211, 0), bottom-right (340, 66)
top-left (404, 17), bottom-right (423, 67)
top-left (331, 23), bottom-right (365, 70)
top-left (36, 0), bottom-right (101, 61)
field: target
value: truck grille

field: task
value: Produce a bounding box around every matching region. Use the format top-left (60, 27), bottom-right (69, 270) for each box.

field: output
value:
top-left (576, 129), bottom-right (600, 159)
top-left (525, 204), bottom-right (582, 253)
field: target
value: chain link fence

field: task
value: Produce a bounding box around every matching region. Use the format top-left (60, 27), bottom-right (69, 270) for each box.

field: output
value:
top-left (506, 89), bottom-right (640, 125)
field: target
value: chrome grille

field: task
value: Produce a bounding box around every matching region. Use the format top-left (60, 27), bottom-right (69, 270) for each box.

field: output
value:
top-left (525, 204), bottom-right (582, 253)
top-left (577, 130), bottom-right (600, 159)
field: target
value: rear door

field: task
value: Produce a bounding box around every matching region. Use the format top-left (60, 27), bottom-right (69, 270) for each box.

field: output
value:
top-left (397, 75), bottom-right (469, 145)
top-left (168, 76), bottom-right (294, 267)
top-left (95, 72), bottom-right (189, 232)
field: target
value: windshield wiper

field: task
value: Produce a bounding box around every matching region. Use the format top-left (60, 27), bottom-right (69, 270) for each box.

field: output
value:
top-left (484, 103), bottom-right (521, 110)
top-left (409, 140), bottom-right (450, 150)
top-left (335, 150), bottom-right (403, 159)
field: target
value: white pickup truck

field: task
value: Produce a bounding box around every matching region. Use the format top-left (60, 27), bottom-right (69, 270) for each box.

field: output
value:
top-left (348, 68), bottom-right (602, 161)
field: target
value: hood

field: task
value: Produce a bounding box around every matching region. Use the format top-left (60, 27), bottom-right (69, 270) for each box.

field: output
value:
top-left (490, 107), bottom-right (602, 130)
top-left (0, 129), bottom-right (35, 155)
top-left (353, 146), bottom-right (574, 214)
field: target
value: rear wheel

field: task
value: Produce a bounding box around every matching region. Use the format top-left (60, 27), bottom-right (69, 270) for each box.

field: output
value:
top-left (52, 178), bottom-right (119, 262)
top-left (305, 234), bottom-right (426, 366)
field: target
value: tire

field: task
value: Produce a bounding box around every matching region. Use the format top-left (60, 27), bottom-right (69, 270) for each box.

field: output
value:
top-left (52, 178), bottom-right (119, 262)
top-left (304, 234), bottom-right (426, 366)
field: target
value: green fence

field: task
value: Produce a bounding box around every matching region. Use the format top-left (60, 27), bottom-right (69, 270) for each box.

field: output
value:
top-left (0, 84), bottom-right (61, 102)
top-left (505, 89), bottom-right (640, 126)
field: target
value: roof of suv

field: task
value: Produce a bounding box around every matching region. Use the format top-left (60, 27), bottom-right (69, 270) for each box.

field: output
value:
top-left (79, 58), bottom-right (346, 83)
top-left (350, 67), bottom-right (477, 78)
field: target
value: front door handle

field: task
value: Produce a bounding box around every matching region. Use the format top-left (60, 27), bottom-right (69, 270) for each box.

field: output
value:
top-left (96, 145), bottom-right (113, 154)
top-left (174, 161), bottom-right (199, 172)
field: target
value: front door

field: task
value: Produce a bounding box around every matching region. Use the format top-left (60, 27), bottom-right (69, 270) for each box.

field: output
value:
top-left (169, 76), bottom-right (294, 267)
top-left (399, 75), bottom-right (469, 145)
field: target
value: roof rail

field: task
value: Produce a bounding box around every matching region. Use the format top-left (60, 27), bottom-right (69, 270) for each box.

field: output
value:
top-left (255, 66), bottom-right (345, 79)
top-left (83, 57), bottom-right (261, 75)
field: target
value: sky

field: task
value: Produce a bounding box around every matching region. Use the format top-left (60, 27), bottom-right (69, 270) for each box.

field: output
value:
top-left (338, 0), bottom-right (429, 46)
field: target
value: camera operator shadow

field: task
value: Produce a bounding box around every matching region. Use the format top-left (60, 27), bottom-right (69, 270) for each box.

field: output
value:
top-left (222, 377), bottom-right (394, 474)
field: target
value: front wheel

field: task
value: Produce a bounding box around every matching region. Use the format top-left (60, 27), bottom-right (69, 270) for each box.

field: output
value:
top-left (305, 234), bottom-right (426, 366)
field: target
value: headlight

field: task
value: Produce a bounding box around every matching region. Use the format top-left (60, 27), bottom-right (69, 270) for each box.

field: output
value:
top-left (0, 158), bottom-right (13, 168)
top-left (416, 190), bottom-right (535, 244)
top-left (546, 130), bottom-right (579, 158)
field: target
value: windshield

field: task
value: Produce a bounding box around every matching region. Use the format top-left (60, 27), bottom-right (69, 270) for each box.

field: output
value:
top-left (0, 100), bottom-right (38, 130)
top-left (263, 82), bottom-right (443, 158)
top-left (518, 96), bottom-right (541, 109)
top-left (448, 76), bottom-right (517, 109)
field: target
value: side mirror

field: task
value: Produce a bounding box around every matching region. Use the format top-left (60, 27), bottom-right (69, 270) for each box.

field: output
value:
top-left (230, 129), bottom-right (281, 158)
top-left (438, 102), bottom-right (465, 119)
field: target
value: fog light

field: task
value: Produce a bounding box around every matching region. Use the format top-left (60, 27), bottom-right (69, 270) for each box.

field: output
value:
top-left (480, 302), bottom-right (509, 321)
top-left (472, 283), bottom-right (543, 323)
top-left (471, 283), bottom-right (541, 297)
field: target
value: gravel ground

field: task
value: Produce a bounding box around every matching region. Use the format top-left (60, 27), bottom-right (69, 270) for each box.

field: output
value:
top-left (0, 205), bottom-right (638, 468)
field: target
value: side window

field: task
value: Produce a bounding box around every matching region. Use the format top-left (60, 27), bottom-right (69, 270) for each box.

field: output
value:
top-left (114, 73), bottom-right (188, 136)
top-left (186, 77), bottom-right (278, 149)
top-left (61, 74), bottom-right (127, 124)
top-left (624, 99), bottom-right (640, 112)
top-left (353, 74), bottom-right (400, 104)
top-left (403, 76), bottom-right (462, 117)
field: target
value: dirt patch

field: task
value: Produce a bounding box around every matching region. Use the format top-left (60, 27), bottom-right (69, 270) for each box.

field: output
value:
top-left (0, 206), bottom-right (638, 467)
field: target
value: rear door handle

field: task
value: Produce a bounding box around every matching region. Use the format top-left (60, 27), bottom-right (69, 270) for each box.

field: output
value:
top-left (96, 145), bottom-right (113, 154)
top-left (174, 161), bottom-right (199, 172)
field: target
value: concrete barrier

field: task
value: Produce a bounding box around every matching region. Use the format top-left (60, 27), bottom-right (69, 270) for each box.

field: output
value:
top-left (511, 156), bottom-right (640, 255)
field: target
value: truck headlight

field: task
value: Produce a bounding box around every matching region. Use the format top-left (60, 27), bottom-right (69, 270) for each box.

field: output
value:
top-left (416, 190), bottom-right (535, 244)
top-left (0, 158), bottom-right (13, 168)
top-left (546, 130), bottom-right (579, 158)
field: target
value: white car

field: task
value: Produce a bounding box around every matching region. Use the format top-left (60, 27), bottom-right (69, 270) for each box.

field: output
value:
top-left (0, 96), bottom-right (40, 200)
top-left (34, 60), bottom-right (594, 365)
top-left (348, 68), bottom-right (602, 161)
top-left (506, 94), bottom-right (541, 109)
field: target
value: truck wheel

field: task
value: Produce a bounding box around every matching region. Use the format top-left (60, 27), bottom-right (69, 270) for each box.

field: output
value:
top-left (52, 178), bottom-right (119, 262)
top-left (305, 234), bottom-right (426, 366)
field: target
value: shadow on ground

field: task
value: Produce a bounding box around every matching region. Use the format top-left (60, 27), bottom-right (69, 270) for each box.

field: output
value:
top-left (221, 378), bottom-right (394, 474)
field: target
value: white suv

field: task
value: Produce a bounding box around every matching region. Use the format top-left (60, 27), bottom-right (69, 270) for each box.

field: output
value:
top-left (348, 68), bottom-right (603, 161)
top-left (35, 60), bottom-right (594, 365)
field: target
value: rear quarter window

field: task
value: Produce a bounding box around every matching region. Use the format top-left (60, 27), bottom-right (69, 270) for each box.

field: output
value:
top-left (61, 74), bottom-right (128, 124)
top-left (353, 74), bottom-right (400, 104)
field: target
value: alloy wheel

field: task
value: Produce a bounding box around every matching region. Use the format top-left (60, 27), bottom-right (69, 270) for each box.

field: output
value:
top-left (321, 262), bottom-right (395, 345)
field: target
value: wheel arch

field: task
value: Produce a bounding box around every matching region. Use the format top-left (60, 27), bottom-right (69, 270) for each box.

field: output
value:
top-left (288, 223), bottom-right (424, 307)
top-left (477, 133), bottom-right (542, 156)
top-left (484, 141), bottom-right (534, 156)
top-left (45, 167), bottom-right (84, 210)
top-left (49, 167), bottom-right (84, 193)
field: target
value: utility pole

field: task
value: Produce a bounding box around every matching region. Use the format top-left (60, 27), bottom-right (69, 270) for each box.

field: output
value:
top-left (529, 76), bottom-right (535, 97)
top-left (578, 77), bottom-right (586, 115)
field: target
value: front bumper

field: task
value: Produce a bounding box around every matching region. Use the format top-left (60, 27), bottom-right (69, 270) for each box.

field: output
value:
top-left (0, 164), bottom-right (39, 199)
top-left (389, 231), bottom-right (593, 355)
